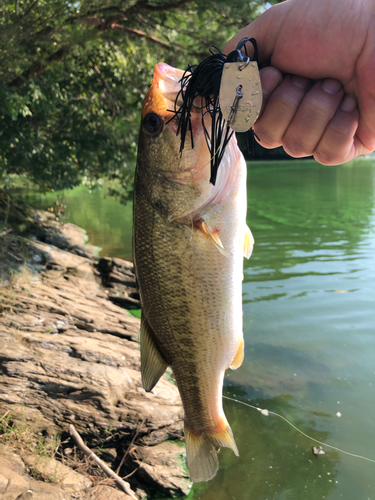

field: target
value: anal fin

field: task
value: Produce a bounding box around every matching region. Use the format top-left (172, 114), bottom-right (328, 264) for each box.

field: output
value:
top-left (140, 314), bottom-right (168, 392)
top-left (229, 338), bottom-right (244, 370)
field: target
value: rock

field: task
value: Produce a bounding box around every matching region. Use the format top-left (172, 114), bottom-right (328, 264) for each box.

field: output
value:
top-left (28, 240), bottom-right (97, 281)
top-left (0, 209), bottom-right (190, 499)
top-left (108, 295), bottom-right (140, 309)
top-left (0, 466), bottom-right (31, 500)
top-left (22, 455), bottom-right (92, 490)
top-left (18, 482), bottom-right (67, 500)
top-left (87, 485), bottom-right (135, 500)
top-left (131, 441), bottom-right (190, 496)
top-left (0, 446), bottom-right (26, 475)
top-left (40, 222), bottom-right (100, 259)
top-left (96, 257), bottom-right (140, 309)
top-left (0, 451), bottom-right (69, 500)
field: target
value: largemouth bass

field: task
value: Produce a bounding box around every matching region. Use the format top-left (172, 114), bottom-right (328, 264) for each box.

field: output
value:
top-left (133, 62), bottom-right (253, 482)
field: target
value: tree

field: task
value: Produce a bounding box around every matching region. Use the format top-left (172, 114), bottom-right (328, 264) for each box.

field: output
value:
top-left (0, 0), bottom-right (273, 194)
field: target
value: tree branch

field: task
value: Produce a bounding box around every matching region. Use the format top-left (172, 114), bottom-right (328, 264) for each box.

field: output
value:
top-left (69, 424), bottom-right (138, 500)
top-left (108, 24), bottom-right (170, 49)
top-left (91, 61), bottom-right (125, 111)
top-left (8, 48), bottom-right (66, 87)
top-left (22, 0), bottom-right (40, 18)
top-left (63, 0), bottom-right (194, 31)
top-left (5, 0), bottom-right (192, 86)
top-left (139, 0), bottom-right (194, 12)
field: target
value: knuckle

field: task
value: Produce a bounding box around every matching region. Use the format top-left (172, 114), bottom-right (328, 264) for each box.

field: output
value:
top-left (303, 90), bottom-right (342, 122)
top-left (307, 96), bottom-right (333, 117)
top-left (283, 135), bottom-right (311, 157)
top-left (277, 91), bottom-right (302, 111)
top-left (313, 114), bottom-right (358, 165)
top-left (326, 119), bottom-right (352, 139)
top-left (314, 142), bottom-right (350, 165)
top-left (253, 124), bottom-right (282, 149)
top-left (313, 148), bottom-right (337, 165)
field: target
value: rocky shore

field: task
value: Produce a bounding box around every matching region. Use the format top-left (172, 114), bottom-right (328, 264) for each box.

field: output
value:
top-left (0, 208), bottom-right (190, 499)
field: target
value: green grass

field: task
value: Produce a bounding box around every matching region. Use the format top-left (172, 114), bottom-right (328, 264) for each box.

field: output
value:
top-left (128, 308), bottom-right (141, 318)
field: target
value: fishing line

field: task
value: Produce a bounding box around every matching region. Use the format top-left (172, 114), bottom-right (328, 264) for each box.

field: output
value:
top-left (223, 395), bottom-right (375, 464)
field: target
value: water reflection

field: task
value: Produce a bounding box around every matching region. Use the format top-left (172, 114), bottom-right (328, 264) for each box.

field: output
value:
top-left (11, 183), bottom-right (134, 260)
top-left (186, 388), bottom-right (340, 500)
top-left (245, 160), bottom-right (375, 282)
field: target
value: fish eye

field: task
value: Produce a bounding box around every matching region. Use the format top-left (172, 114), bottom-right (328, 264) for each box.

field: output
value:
top-left (143, 112), bottom-right (163, 136)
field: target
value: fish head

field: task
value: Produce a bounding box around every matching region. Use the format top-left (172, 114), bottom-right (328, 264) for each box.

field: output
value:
top-left (136, 63), bottom-right (241, 221)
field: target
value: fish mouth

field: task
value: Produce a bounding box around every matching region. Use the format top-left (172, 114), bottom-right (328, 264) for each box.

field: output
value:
top-left (156, 64), bottom-right (206, 112)
top-left (141, 63), bottom-right (182, 119)
top-left (142, 63), bottom-right (203, 119)
top-left (153, 63), bottom-right (184, 99)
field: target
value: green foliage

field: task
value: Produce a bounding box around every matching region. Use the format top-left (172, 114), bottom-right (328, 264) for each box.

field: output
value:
top-left (0, 41), bottom-right (153, 192)
top-left (0, 0), bottom-right (274, 193)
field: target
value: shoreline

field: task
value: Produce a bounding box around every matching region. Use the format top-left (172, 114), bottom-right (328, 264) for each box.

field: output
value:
top-left (0, 205), bottom-right (190, 499)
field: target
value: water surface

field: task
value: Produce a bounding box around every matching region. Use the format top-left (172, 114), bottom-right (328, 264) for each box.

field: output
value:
top-left (16, 159), bottom-right (375, 500)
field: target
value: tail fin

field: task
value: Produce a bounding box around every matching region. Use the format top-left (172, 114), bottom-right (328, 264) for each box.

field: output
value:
top-left (184, 421), bottom-right (239, 482)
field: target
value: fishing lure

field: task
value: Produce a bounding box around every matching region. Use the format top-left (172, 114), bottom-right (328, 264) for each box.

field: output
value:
top-left (169, 37), bottom-right (262, 185)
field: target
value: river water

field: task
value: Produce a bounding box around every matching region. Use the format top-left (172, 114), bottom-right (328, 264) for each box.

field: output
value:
top-left (17, 159), bottom-right (375, 500)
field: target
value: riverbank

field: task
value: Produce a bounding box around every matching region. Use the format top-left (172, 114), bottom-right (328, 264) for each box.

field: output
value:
top-left (0, 200), bottom-right (190, 499)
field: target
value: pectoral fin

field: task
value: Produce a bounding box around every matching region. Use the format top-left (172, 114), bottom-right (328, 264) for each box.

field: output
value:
top-left (201, 220), bottom-right (231, 258)
top-left (140, 314), bottom-right (168, 392)
top-left (229, 338), bottom-right (244, 370)
top-left (242, 225), bottom-right (254, 259)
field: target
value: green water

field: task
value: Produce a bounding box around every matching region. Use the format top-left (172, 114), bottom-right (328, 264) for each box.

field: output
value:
top-left (15, 159), bottom-right (375, 500)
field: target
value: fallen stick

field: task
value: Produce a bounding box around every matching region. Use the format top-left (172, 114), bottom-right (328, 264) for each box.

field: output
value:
top-left (69, 424), bottom-right (138, 499)
top-left (5, 249), bottom-right (23, 262)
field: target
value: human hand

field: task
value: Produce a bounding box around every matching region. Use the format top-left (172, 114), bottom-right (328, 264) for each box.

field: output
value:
top-left (224, 0), bottom-right (375, 164)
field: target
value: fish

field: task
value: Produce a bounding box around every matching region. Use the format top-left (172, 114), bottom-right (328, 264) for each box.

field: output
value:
top-left (132, 62), bottom-right (253, 482)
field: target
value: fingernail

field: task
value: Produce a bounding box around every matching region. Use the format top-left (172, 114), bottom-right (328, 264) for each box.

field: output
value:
top-left (321, 79), bottom-right (342, 95)
top-left (340, 94), bottom-right (357, 112)
top-left (291, 75), bottom-right (311, 89)
top-left (260, 67), bottom-right (282, 96)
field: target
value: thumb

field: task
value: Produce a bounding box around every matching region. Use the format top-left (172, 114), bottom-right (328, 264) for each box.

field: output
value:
top-left (223, 3), bottom-right (289, 65)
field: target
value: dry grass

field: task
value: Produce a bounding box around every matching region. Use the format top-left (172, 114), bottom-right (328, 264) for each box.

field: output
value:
top-left (0, 234), bottom-right (27, 283)
top-left (0, 410), bottom-right (61, 482)
top-left (0, 409), bottom-right (135, 490)
top-left (0, 264), bottom-right (36, 318)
